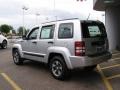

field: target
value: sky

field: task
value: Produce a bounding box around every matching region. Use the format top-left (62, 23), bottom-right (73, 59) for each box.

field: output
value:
top-left (0, 0), bottom-right (104, 30)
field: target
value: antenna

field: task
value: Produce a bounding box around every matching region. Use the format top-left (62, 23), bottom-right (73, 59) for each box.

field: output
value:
top-left (87, 13), bottom-right (90, 20)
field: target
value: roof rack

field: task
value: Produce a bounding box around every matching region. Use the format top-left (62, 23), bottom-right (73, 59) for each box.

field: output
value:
top-left (42, 18), bottom-right (79, 24)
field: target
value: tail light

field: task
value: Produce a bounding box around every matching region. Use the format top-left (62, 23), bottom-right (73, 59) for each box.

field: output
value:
top-left (75, 41), bottom-right (85, 56)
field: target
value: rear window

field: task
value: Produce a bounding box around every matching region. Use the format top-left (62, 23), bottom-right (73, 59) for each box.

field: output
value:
top-left (81, 21), bottom-right (107, 38)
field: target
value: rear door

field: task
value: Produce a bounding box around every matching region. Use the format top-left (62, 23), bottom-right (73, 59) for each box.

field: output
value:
top-left (36, 24), bottom-right (55, 62)
top-left (81, 21), bottom-right (108, 56)
top-left (54, 22), bottom-right (74, 55)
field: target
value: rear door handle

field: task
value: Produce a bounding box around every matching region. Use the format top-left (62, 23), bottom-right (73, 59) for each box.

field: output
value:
top-left (20, 41), bottom-right (24, 42)
top-left (32, 41), bottom-right (37, 44)
top-left (48, 41), bottom-right (54, 44)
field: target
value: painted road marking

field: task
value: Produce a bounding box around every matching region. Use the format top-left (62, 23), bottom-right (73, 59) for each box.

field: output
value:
top-left (101, 64), bottom-right (120, 70)
top-left (110, 57), bottom-right (120, 61)
top-left (107, 74), bottom-right (120, 80)
top-left (1, 73), bottom-right (22, 90)
top-left (112, 53), bottom-right (120, 56)
top-left (97, 65), bottom-right (113, 90)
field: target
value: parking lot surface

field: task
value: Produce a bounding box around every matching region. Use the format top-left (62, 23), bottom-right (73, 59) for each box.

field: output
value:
top-left (0, 43), bottom-right (119, 90)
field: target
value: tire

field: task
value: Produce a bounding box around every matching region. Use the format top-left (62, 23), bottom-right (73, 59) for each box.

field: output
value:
top-left (12, 49), bottom-right (23, 65)
top-left (84, 65), bottom-right (97, 71)
top-left (1, 40), bottom-right (7, 49)
top-left (49, 56), bottom-right (69, 80)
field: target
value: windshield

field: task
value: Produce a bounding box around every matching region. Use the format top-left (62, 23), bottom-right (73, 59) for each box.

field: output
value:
top-left (81, 21), bottom-right (107, 38)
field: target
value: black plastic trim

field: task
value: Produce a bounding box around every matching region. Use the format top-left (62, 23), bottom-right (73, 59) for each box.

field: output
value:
top-left (24, 52), bottom-right (44, 58)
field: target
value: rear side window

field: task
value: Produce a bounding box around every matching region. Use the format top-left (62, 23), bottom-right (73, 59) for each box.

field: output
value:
top-left (58, 23), bottom-right (73, 39)
top-left (81, 21), bottom-right (107, 38)
top-left (40, 25), bottom-right (55, 39)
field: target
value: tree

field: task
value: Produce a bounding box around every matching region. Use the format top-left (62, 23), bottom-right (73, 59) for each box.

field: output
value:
top-left (12, 29), bottom-right (16, 34)
top-left (0, 24), bottom-right (13, 34)
top-left (9, 25), bottom-right (13, 30)
top-left (17, 26), bottom-right (27, 36)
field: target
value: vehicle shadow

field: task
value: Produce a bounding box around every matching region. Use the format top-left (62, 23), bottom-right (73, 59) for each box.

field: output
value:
top-left (0, 47), bottom-right (8, 51)
top-left (23, 60), bottom-right (101, 82)
top-left (0, 47), bottom-right (11, 51)
top-left (23, 60), bottom-right (49, 71)
top-left (70, 69), bottom-right (101, 82)
top-left (0, 43), bottom-right (12, 50)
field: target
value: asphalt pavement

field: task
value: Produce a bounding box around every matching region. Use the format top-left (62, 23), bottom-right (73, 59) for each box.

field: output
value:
top-left (0, 43), bottom-right (119, 90)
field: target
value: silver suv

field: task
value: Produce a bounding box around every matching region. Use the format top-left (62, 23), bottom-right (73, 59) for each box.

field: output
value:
top-left (12, 19), bottom-right (112, 80)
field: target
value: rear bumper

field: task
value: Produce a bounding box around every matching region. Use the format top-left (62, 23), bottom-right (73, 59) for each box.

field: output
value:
top-left (69, 52), bottom-right (112, 69)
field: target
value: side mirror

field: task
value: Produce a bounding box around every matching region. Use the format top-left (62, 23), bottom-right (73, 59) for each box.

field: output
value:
top-left (22, 35), bottom-right (27, 40)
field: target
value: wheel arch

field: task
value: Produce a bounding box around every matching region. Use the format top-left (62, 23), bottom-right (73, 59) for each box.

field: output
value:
top-left (48, 53), bottom-right (64, 65)
top-left (47, 50), bottom-right (73, 69)
top-left (12, 44), bottom-right (23, 58)
top-left (2, 39), bottom-right (7, 43)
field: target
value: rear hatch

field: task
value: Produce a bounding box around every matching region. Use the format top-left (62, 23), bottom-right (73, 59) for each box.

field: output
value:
top-left (81, 21), bottom-right (109, 56)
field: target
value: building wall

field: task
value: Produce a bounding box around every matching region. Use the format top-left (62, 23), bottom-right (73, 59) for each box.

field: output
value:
top-left (93, 0), bottom-right (97, 6)
top-left (106, 5), bottom-right (120, 50)
top-left (93, 0), bottom-right (105, 11)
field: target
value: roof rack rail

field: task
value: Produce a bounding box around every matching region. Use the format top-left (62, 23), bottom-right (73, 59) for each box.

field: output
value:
top-left (42, 18), bottom-right (79, 24)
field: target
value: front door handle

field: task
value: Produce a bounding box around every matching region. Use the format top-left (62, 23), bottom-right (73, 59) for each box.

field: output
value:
top-left (32, 41), bottom-right (37, 44)
top-left (20, 41), bottom-right (24, 42)
top-left (48, 41), bottom-right (54, 44)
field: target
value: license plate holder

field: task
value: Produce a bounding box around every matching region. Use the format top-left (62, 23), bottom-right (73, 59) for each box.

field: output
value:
top-left (96, 46), bottom-right (103, 52)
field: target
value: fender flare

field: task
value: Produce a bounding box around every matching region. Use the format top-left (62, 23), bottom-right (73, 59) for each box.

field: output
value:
top-left (47, 47), bottom-right (73, 69)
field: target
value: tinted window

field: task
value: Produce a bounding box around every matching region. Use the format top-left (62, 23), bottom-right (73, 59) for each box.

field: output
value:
top-left (81, 21), bottom-right (107, 38)
top-left (88, 26), bottom-right (101, 37)
top-left (58, 23), bottom-right (73, 39)
top-left (40, 25), bottom-right (55, 39)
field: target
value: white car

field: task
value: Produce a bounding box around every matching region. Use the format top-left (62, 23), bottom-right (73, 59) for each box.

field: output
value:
top-left (0, 33), bottom-right (8, 49)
